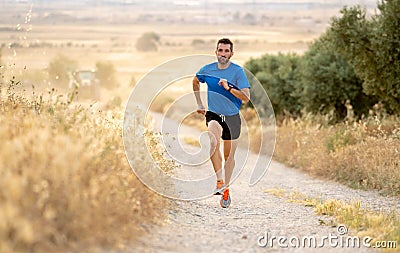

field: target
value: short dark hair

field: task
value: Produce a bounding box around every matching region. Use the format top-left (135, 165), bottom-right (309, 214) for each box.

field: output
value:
top-left (217, 38), bottom-right (233, 51)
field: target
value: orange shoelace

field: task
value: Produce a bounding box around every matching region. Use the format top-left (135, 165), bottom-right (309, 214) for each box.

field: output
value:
top-left (223, 189), bottom-right (229, 200)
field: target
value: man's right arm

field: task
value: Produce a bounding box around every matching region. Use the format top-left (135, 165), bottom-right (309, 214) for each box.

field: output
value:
top-left (193, 76), bottom-right (205, 115)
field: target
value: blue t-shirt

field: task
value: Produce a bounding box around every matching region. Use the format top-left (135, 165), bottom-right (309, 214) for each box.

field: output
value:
top-left (196, 62), bottom-right (250, 116)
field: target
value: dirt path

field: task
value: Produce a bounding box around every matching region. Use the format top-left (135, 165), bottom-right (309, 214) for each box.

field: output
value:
top-left (131, 113), bottom-right (398, 252)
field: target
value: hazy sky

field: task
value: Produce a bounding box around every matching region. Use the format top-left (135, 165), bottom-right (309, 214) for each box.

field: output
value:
top-left (149, 0), bottom-right (377, 4)
top-left (9, 0), bottom-right (377, 5)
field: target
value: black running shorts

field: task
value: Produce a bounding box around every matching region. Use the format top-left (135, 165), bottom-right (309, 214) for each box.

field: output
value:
top-left (205, 111), bottom-right (241, 140)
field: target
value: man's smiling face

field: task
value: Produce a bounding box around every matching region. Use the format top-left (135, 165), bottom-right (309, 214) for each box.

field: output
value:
top-left (216, 43), bottom-right (233, 65)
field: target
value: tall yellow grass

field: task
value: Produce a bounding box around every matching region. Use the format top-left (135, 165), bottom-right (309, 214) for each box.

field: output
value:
top-left (0, 81), bottom-right (170, 252)
top-left (274, 114), bottom-right (400, 196)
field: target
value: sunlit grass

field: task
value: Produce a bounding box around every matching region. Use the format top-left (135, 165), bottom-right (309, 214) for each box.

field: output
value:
top-left (0, 80), bottom-right (172, 252)
top-left (266, 188), bottom-right (400, 250)
top-left (274, 114), bottom-right (400, 196)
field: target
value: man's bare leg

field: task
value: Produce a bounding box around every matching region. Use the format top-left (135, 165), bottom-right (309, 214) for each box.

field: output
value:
top-left (223, 139), bottom-right (239, 187)
top-left (207, 120), bottom-right (223, 180)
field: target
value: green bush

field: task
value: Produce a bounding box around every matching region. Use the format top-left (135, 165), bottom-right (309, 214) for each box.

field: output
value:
top-left (48, 55), bottom-right (78, 87)
top-left (298, 36), bottom-right (377, 120)
top-left (95, 61), bottom-right (119, 90)
top-left (328, 1), bottom-right (400, 114)
top-left (135, 32), bottom-right (160, 52)
top-left (245, 53), bottom-right (302, 117)
top-left (246, 1), bottom-right (400, 120)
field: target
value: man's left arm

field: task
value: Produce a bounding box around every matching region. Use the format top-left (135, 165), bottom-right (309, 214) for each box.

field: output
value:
top-left (218, 79), bottom-right (250, 103)
top-left (230, 87), bottom-right (250, 103)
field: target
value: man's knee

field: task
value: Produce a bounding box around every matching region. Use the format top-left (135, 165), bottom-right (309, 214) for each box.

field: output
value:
top-left (224, 153), bottom-right (229, 161)
top-left (208, 121), bottom-right (221, 148)
top-left (224, 153), bottom-right (235, 162)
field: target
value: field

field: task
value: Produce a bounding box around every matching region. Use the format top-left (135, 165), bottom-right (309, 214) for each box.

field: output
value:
top-left (0, 0), bottom-right (342, 99)
top-left (3, 0), bottom-right (396, 252)
top-left (2, 1), bottom-right (379, 103)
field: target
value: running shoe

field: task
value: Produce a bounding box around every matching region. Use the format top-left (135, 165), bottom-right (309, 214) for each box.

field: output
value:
top-left (214, 180), bottom-right (224, 195)
top-left (220, 188), bottom-right (231, 208)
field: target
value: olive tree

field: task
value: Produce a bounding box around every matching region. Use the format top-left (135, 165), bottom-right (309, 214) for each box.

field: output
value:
top-left (298, 36), bottom-right (377, 120)
top-left (328, 1), bottom-right (400, 114)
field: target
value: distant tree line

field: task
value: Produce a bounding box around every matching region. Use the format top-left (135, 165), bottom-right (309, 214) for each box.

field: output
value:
top-left (245, 0), bottom-right (400, 121)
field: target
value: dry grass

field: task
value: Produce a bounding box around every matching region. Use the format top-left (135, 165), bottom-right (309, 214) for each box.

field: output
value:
top-left (274, 114), bottom-right (400, 196)
top-left (239, 107), bottom-right (268, 154)
top-left (0, 81), bottom-right (171, 252)
top-left (266, 188), bottom-right (400, 250)
top-left (183, 136), bottom-right (201, 147)
top-left (315, 199), bottom-right (399, 246)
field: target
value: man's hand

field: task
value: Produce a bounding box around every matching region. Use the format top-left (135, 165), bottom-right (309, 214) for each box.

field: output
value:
top-left (197, 104), bottom-right (206, 115)
top-left (218, 78), bottom-right (229, 90)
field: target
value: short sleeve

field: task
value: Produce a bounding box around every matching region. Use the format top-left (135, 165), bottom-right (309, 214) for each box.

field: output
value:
top-left (237, 68), bottom-right (250, 89)
top-left (196, 66), bottom-right (206, 83)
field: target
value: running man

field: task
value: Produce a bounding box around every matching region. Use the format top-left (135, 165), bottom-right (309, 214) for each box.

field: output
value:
top-left (192, 38), bottom-right (250, 208)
